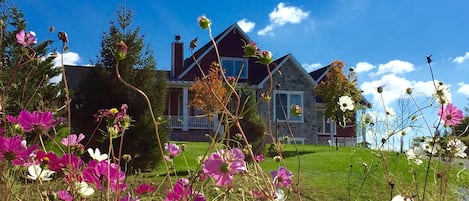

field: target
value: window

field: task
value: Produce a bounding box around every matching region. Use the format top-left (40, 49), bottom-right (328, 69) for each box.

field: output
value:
top-left (221, 57), bottom-right (248, 79)
top-left (273, 91), bottom-right (303, 122)
top-left (316, 110), bottom-right (336, 134)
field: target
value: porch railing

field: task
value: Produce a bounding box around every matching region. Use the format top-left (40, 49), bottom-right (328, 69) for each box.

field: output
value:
top-left (165, 115), bottom-right (216, 130)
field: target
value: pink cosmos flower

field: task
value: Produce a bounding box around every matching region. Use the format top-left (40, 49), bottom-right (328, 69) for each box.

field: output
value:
top-left (271, 166), bottom-right (293, 188)
top-left (203, 148), bottom-right (246, 186)
top-left (17, 110), bottom-right (62, 133)
top-left (36, 151), bottom-right (61, 171)
top-left (82, 160), bottom-right (127, 191)
top-left (0, 135), bottom-right (38, 165)
top-left (6, 115), bottom-right (17, 123)
top-left (16, 29), bottom-right (37, 47)
top-left (135, 183), bottom-right (156, 194)
top-left (255, 154), bottom-right (265, 162)
top-left (60, 153), bottom-right (84, 182)
top-left (164, 178), bottom-right (206, 201)
top-left (61, 133), bottom-right (85, 146)
top-left (438, 103), bottom-right (463, 126)
top-left (57, 190), bottom-right (73, 201)
top-left (164, 143), bottom-right (181, 161)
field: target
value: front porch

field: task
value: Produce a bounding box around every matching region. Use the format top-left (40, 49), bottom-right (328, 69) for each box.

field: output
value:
top-left (165, 81), bottom-right (220, 132)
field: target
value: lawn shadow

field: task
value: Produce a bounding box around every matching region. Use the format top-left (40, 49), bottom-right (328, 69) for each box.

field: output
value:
top-left (281, 150), bottom-right (316, 158)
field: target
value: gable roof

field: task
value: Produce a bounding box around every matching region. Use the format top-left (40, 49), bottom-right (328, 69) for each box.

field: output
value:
top-left (309, 65), bottom-right (330, 82)
top-left (257, 54), bottom-right (316, 88)
top-left (177, 23), bottom-right (252, 79)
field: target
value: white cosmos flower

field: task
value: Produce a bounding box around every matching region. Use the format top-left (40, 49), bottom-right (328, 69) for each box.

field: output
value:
top-left (338, 95), bottom-right (354, 112)
top-left (432, 81), bottom-right (452, 104)
top-left (27, 165), bottom-right (55, 181)
top-left (75, 181), bottom-right (95, 198)
top-left (406, 146), bottom-right (425, 165)
top-left (447, 139), bottom-right (467, 158)
top-left (421, 137), bottom-right (441, 155)
top-left (274, 189), bottom-right (286, 201)
top-left (87, 148), bottom-right (108, 162)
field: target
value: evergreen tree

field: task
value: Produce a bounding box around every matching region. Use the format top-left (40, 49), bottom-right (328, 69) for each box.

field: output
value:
top-left (0, 2), bottom-right (63, 117)
top-left (73, 7), bottom-right (168, 170)
top-left (229, 87), bottom-right (266, 155)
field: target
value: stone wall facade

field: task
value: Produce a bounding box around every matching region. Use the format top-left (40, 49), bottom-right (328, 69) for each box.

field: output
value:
top-left (257, 56), bottom-right (318, 144)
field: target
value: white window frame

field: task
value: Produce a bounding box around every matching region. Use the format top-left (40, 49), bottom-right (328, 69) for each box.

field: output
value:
top-left (221, 57), bottom-right (248, 79)
top-left (316, 109), bottom-right (336, 134)
top-left (273, 90), bottom-right (304, 123)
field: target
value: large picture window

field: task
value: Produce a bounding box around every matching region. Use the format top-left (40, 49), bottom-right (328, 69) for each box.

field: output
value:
top-left (273, 91), bottom-right (303, 122)
top-left (221, 57), bottom-right (248, 79)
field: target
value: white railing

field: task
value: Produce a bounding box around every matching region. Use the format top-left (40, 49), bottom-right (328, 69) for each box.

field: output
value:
top-left (165, 115), bottom-right (215, 129)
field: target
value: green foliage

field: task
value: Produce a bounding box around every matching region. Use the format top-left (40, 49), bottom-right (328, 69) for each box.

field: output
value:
top-left (72, 7), bottom-right (168, 170)
top-left (315, 60), bottom-right (362, 124)
top-left (0, 4), bottom-right (63, 114)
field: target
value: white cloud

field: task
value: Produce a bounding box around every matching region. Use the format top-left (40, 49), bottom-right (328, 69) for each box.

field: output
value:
top-left (452, 52), bottom-right (469, 64)
top-left (374, 60), bottom-right (414, 76)
top-left (302, 63), bottom-right (322, 73)
top-left (49, 52), bottom-right (81, 83)
top-left (361, 74), bottom-right (412, 108)
top-left (258, 2), bottom-right (309, 36)
top-left (258, 25), bottom-right (274, 36)
top-left (237, 19), bottom-right (255, 33)
top-left (457, 82), bottom-right (469, 96)
top-left (52, 52), bottom-right (81, 67)
top-left (354, 62), bottom-right (375, 73)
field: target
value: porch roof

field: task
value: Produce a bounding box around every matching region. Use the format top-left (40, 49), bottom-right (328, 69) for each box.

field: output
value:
top-left (168, 79), bottom-right (194, 87)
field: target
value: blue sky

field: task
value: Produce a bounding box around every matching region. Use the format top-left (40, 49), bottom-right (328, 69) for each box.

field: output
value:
top-left (14, 0), bottom-right (469, 144)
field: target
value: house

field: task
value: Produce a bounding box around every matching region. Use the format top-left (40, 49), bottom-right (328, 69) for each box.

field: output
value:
top-left (65, 23), bottom-right (363, 145)
top-left (165, 23), bottom-right (360, 145)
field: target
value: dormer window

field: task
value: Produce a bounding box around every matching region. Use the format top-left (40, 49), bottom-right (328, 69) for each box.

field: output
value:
top-left (221, 57), bottom-right (248, 79)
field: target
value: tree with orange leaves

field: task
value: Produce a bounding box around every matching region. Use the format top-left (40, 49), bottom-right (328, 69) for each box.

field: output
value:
top-left (190, 62), bottom-right (229, 117)
top-left (315, 60), bottom-right (362, 125)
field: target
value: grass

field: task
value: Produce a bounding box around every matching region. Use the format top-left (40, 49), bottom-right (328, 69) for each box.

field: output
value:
top-left (137, 141), bottom-right (469, 201)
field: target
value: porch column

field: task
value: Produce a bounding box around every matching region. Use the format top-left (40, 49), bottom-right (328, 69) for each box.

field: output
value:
top-left (182, 87), bottom-right (189, 131)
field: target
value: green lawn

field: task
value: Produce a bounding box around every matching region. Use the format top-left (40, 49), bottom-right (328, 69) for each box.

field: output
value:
top-left (142, 141), bottom-right (469, 201)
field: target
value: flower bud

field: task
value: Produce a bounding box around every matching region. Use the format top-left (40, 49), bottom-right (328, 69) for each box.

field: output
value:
top-left (290, 104), bottom-right (302, 117)
top-left (258, 50), bottom-right (273, 65)
top-left (198, 16), bottom-right (211, 29)
top-left (58, 31), bottom-right (68, 44)
top-left (377, 86), bottom-right (383, 94)
top-left (406, 88), bottom-right (413, 95)
top-left (122, 154), bottom-right (132, 163)
top-left (243, 41), bottom-right (259, 57)
top-left (49, 26), bottom-right (55, 33)
top-left (115, 40), bottom-right (128, 61)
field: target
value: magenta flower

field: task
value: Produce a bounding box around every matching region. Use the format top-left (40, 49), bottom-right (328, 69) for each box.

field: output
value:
top-left (36, 151), bottom-right (61, 171)
top-left (60, 153), bottom-right (84, 182)
top-left (0, 136), bottom-right (38, 165)
top-left (61, 133), bottom-right (85, 146)
top-left (164, 143), bottom-right (181, 161)
top-left (203, 148), bottom-right (246, 186)
top-left (6, 115), bottom-right (17, 123)
top-left (255, 154), bottom-right (265, 162)
top-left (16, 29), bottom-right (37, 47)
top-left (57, 190), bottom-right (73, 201)
top-left (271, 166), bottom-right (293, 188)
top-left (438, 103), bottom-right (463, 126)
top-left (135, 183), bottom-right (156, 194)
top-left (82, 160), bottom-right (127, 191)
top-left (164, 178), bottom-right (206, 201)
top-left (17, 110), bottom-right (62, 133)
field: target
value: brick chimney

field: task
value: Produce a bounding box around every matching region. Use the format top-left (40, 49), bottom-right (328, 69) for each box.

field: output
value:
top-left (171, 35), bottom-right (184, 78)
